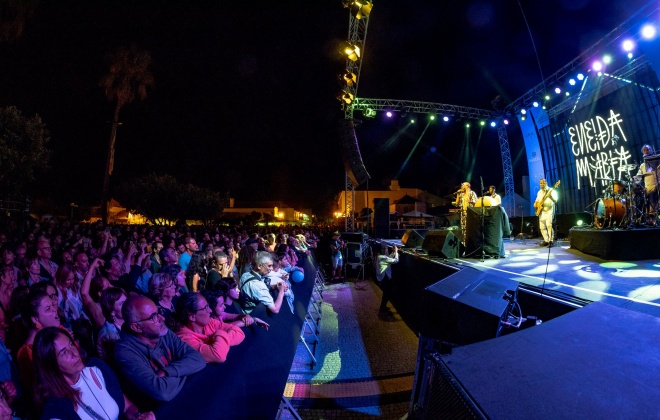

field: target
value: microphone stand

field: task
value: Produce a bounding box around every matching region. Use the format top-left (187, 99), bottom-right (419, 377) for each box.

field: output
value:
top-left (480, 177), bottom-right (485, 262)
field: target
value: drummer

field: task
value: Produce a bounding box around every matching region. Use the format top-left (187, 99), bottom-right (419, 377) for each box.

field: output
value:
top-left (488, 185), bottom-right (502, 205)
top-left (636, 144), bottom-right (659, 213)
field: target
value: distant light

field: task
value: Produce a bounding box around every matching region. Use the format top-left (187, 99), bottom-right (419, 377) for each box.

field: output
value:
top-left (602, 55), bottom-right (612, 65)
top-left (430, 115), bottom-right (436, 121)
top-left (592, 61), bottom-right (603, 71)
top-left (386, 111), bottom-right (392, 118)
top-left (597, 71), bottom-right (603, 76)
top-left (577, 220), bottom-right (584, 226)
top-left (622, 39), bottom-right (635, 52)
top-left (410, 119), bottom-right (415, 124)
top-left (480, 120), bottom-right (485, 126)
top-left (521, 116), bottom-right (526, 121)
top-left (465, 123), bottom-right (470, 128)
top-left (568, 78), bottom-right (576, 86)
top-left (520, 109), bottom-right (527, 115)
top-left (641, 24), bottom-right (657, 40)
top-left (565, 91), bottom-right (570, 96)
top-left (532, 101), bottom-right (539, 107)
top-left (542, 105), bottom-right (546, 110)
top-left (544, 95), bottom-right (550, 100)
top-left (577, 73), bottom-right (585, 81)
top-left (443, 116), bottom-right (449, 122)
top-left (503, 119), bottom-right (509, 125)
top-left (554, 87), bottom-right (561, 94)
top-left (628, 52), bottom-right (634, 59)
top-left (430, 146), bottom-right (437, 153)
top-left (490, 121), bottom-right (496, 127)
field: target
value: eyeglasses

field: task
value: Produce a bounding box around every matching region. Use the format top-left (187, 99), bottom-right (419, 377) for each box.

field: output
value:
top-left (136, 312), bottom-right (161, 324)
top-left (196, 304), bottom-right (210, 312)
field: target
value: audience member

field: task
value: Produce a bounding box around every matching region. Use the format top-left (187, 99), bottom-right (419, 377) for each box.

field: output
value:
top-left (238, 251), bottom-right (288, 314)
top-left (33, 327), bottom-right (155, 420)
top-left (172, 292), bottom-right (244, 363)
top-left (113, 295), bottom-right (206, 405)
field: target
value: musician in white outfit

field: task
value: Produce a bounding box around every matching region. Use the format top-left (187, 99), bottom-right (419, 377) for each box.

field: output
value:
top-left (534, 179), bottom-right (558, 247)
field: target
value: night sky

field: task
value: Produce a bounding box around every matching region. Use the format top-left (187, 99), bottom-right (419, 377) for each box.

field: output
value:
top-left (0, 0), bottom-right (652, 214)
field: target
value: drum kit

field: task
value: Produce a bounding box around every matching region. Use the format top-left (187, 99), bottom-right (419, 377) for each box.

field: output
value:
top-left (591, 163), bottom-right (659, 229)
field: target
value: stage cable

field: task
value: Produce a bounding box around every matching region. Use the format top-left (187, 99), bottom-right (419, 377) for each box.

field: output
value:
top-left (517, 0), bottom-right (545, 89)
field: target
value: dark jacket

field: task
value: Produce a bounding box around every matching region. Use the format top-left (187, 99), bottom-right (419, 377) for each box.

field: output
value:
top-left (113, 328), bottom-right (206, 408)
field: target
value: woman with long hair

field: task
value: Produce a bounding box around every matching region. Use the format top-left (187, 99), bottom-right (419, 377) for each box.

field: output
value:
top-left (172, 292), bottom-right (244, 363)
top-left (96, 288), bottom-right (127, 360)
top-left (33, 327), bottom-right (154, 420)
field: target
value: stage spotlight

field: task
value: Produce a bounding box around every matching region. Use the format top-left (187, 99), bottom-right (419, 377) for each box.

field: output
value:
top-left (339, 42), bottom-right (361, 61)
top-left (465, 123), bottom-right (470, 128)
top-left (565, 91), bottom-right (570, 96)
top-left (603, 55), bottom-right (612, 65)
top-left (597, 71), bottom-right (603, 76)
top-left (641, 24), bottom-right (657, 40)
top-left (532, 101), bottom-right (539, 107)
top-left (337, 90), bottom-right (354, 105)
top-left (554, 87), bottom-right (561, 94)
top-left (592, 61), bottom-right (603, 71)
top-left (490, 121), bottom-right (496, 127)
top-left (577, 73), bottom-right (585, 81)
top-left (342, 0), bottom-right (373, 20)
top-left (480, 120), bottom-right (485, 126)
top-left (521, 116), bottom-right (526, 121)
top-left (542, 105), bottom-right (546, 110)
top-left (544, 94), bottom-right (550, 100)
top-left (568, 78), bottom-right (576, 86)
top-left (443, 116), bottom-right (449, 122)
top-left (520, 109), bottom-right (527, 115)
top-left (364, 108), bottom-right (376, 118)
top-left (340, 71), bottom-right (357, 87)
top-left (386, 111), bottom-right (393, 118)
top-left (430, 114), bottom-right (436, 121)
top-left (577, 220), bottom-right (584, 226)
top-left (410, 119), bottom-right (415, 124)
top-left (622, 39), bottom-right (635, 52)
top-left (503, 119), bottom-right (509, 125)
top-left (628, 52), bottom-right (634, 59)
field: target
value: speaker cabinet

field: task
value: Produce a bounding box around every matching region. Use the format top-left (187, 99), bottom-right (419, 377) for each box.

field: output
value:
top-left (402, 229), bottom-right (425, 248)
top-left (420, 267), bottom-right (519, 345)
top-left (341, 232), bottom-right (366, 243)
top-left (345, 242), bottom-right (363, 264)
top-left (374, 198), bottom-right (390, 239)
top-left (422, 230), bottom-right (459, 258)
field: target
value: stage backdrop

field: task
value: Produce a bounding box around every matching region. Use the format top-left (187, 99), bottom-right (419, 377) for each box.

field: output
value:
top-left (535, 66), bottom-right (660, 215)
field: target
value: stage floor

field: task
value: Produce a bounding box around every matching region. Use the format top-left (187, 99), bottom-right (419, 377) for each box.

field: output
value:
top-left (430, 238), bottom-right (660, 319)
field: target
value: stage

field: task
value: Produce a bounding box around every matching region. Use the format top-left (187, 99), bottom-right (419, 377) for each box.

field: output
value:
top-left (570, 226), bottom-right (660, 260)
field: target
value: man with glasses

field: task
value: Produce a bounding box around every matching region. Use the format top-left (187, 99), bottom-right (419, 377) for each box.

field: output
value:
top-left (37, 238), bottom-right (58, 282)
top-left (114, 295), bottom-right (205, 409)
top-left (238, 251), bottom-right (288, 314)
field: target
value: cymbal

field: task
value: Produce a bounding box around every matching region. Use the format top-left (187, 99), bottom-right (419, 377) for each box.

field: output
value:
top-left (634, 173), bottom-right (654, 179)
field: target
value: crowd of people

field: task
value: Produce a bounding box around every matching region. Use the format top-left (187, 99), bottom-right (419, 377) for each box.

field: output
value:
top-left (0, 219), bottom-right (328, 419)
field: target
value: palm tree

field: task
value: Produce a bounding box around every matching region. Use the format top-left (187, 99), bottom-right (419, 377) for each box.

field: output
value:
top-left (99, 43), bottom-right (154, 223)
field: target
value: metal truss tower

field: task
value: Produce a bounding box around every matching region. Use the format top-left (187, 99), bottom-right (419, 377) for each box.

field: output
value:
top-left (343, 13), bottom-right (370, 120)
top-left (345, 173), bottom-right (356, 232)
top-left (350, 98), bottom-right (516, 216)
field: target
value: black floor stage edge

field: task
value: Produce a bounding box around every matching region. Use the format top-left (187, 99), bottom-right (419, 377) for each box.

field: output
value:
top-left (570, 226), bottom-right (660, 260)
top-left (436, 302), bottom-right (660, 419)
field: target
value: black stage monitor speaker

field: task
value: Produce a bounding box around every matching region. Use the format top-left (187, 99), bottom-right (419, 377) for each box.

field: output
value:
top-left (422, 230), bottom-right (459, 258)
top-left (345, 242), bottom-right (363, 264)
top-left (421, 267), bottom-right (519, 345)
top-left (341, 232), bottom-right (366, 243)
top-left (402, 229), bottom-right (425, 248)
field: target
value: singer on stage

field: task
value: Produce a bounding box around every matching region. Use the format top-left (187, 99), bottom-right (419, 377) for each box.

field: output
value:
top-left (454, 182), bottom-right (477, 245)
top-left (534, 179), bottom-right (558, 247)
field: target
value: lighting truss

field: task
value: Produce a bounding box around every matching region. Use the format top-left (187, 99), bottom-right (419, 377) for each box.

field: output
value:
top-left (343, 12), bottom-right (371, 119)
top-left (506, 1), bottom-right (659, 113)
top-left (351, 97), bottom-right (515, 216)
top-left (345, 173), bottom-right (356, 232)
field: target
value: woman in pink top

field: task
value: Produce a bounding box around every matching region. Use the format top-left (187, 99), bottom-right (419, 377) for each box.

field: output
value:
top-left (173, 292), bottom-right (245, 363)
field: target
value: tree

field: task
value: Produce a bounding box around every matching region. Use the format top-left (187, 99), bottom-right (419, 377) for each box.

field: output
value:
top-left (115, 174), bottom-right (227, 225)
top-left (0, 106), bottom-right (50, 198)
top-left (99, 43), bottom-right (154, 224)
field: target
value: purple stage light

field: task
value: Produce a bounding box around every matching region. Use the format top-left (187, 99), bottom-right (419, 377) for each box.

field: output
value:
top-left (386, 111), bottom-right (392, 118)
